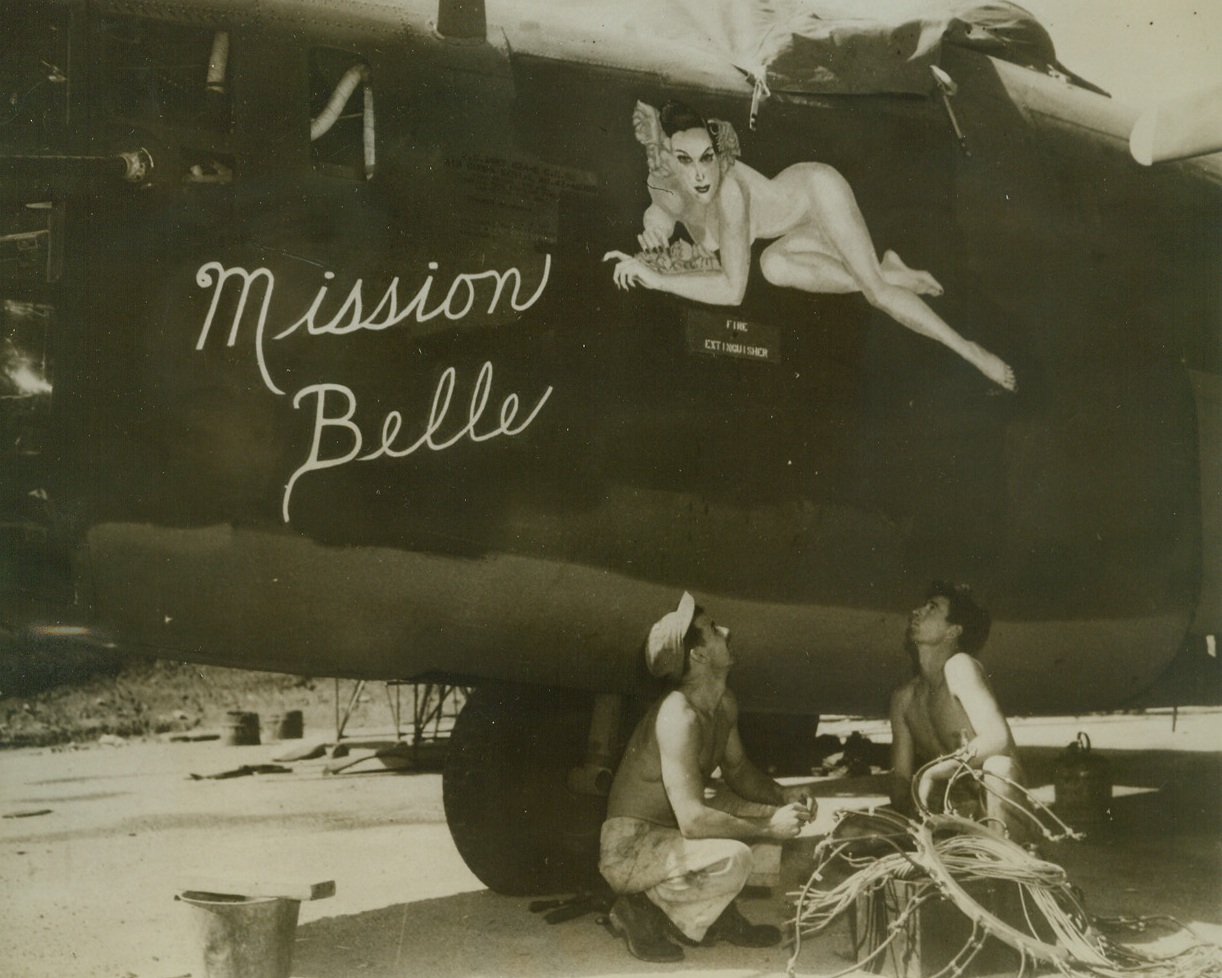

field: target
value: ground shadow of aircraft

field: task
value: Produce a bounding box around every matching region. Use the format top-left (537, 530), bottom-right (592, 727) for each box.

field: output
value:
top-left (1, 0), bottom-right (1219, 895)
top-left (291, 746), bottom-right (1221, 977)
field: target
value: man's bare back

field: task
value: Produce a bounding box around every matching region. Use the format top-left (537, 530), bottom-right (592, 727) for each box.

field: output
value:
top-left (606, 689), bottom-right (732, 826)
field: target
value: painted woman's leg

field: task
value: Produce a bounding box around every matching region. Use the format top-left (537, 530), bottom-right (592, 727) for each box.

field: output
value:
top-left (760, 234), bottom-right (943, 297)
top-left (759, 233), bottom-right (859, 294)
top-left (796, 169), bottom-right (1015, 390)
top-left (879, 250), bottom-right (943, 297)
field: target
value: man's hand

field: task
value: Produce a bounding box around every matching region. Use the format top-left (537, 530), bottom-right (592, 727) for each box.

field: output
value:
top-left (916, 765), bottom-right (946, 810)
top-left (767, 802), bottom-right (811, 840)
top-left (915, 742), bottom-right (978, 810)
top-left (915, 754), bottom-right (971, 810)
top-left (780, 784), bottom-right (817, 821)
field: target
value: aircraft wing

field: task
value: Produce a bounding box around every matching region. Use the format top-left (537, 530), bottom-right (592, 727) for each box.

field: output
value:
top-left (494, 0), bottom-right (1102, 102)
top-left (1131, 82), bottom-right (1222, 165)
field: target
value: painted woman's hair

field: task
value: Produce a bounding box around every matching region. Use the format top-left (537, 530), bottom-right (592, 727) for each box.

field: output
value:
top-left (659, 100), bottom-right (709, 138)
top-left (658, 99), bottom-right (740, 167)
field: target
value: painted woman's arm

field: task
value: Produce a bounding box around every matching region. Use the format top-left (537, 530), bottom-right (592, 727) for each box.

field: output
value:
top-left (639, 203), bottom-right (676, 252)
top-left (605, 177), bottom-right (751, 305)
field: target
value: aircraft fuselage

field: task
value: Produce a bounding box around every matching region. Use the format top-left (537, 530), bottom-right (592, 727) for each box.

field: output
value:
top-left (2, 0), bottom-right (1218, 717)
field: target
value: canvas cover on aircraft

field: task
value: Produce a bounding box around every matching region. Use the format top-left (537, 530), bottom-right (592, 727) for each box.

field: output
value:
top-left (505, 0), bottom-right (1095, 97)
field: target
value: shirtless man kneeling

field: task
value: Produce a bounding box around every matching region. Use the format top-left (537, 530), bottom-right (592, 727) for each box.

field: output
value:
top-left (889, 581), bottom-right (1028, 838)
top-left (599, 592), bottom-right (815, 963)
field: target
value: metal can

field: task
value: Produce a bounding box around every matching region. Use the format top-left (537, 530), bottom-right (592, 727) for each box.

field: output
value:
top-left (1053, 731), bottom-right (1112, 834)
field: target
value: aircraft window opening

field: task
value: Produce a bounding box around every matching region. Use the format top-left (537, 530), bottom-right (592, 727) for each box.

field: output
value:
top-left (101, 17), bottom-right (232, 134)
top-left (309, 49), bottom-right (375, 180)
top-left (181, 151), bottom-right (233, 186)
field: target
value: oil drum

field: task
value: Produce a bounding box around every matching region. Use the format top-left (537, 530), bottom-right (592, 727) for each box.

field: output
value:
top-left (267, 710), bottom-right (304, 741)
top-left (221, 710), bottom-right (261, 746)
top-left (1053, 732), bottom-right (1112, 834)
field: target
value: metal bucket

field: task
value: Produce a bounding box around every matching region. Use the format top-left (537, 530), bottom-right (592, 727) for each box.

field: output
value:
top-left (179, 891), bottom-right (300, 978)
top-left (221, 711), bottom-right (260, 746)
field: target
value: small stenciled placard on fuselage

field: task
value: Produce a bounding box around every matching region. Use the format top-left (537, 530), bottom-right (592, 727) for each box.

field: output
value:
top-left (685, 309), bottom-right (781, 364)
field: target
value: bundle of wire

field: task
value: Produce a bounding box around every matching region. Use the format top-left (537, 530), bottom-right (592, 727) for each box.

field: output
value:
top-left (785, 778), bottom-right (1222, 978)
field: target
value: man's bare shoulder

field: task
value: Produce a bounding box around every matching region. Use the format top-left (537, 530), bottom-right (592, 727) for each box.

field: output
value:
top-left (943, 652), bottom-right (988, 686)
top-left (891, 677), bottom-right (919, 708)
top-left (656, 689), bottom-right (700, 728)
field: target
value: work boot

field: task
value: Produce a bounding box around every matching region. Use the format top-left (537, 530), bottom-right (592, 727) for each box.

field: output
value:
top-left (705, 901), bottom-right (782, 947)
top-left (607, 892), bottom-right (685, 963)
top-left (663, 915), bottom-right (714, 948)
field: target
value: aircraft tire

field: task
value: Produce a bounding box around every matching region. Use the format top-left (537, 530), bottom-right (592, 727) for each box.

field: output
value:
top-left (443, 682), bottom-right (607, 896)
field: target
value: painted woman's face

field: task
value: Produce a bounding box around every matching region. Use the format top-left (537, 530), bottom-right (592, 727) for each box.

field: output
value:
top-left (667, 127), bottom-right (720, 203)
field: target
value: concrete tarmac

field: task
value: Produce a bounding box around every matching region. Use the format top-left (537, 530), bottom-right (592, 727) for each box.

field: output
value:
top-left (0, 708), bottom-right (1218, 978)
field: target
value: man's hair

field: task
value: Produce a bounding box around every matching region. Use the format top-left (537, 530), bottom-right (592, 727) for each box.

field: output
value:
top-left (659, 100), bottom-right (709, 139)
top-left (928, 581), bottom-right (991, 656)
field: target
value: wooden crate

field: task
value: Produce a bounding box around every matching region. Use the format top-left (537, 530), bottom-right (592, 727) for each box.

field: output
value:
top-left (852, 877), bottom-right (1023, 978)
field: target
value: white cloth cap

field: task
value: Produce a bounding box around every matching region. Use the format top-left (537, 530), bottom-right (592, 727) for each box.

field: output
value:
top-left (646, 592), bottom-right (696, 678)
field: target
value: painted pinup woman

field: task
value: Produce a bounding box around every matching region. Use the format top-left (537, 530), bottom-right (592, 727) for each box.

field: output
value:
top-left (604, 100), bottom-right (1016, 391)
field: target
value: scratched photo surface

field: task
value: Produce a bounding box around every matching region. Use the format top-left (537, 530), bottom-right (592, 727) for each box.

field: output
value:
top-left (1, 2), bottom-right (1219, 976)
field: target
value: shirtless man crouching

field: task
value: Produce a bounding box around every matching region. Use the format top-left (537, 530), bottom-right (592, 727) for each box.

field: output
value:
top-left (889, 581), bottom-right (1028, 838)
top-left (599, 592), bottom-right (815, 963)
